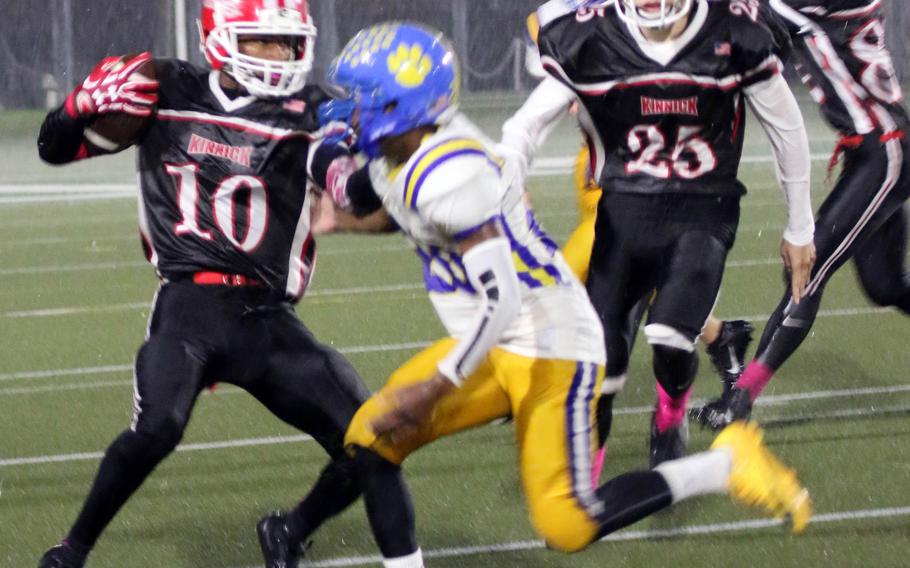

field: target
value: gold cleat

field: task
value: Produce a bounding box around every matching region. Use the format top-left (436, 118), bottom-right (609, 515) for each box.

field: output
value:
top-left (711, 420), bottom-right (812, 534)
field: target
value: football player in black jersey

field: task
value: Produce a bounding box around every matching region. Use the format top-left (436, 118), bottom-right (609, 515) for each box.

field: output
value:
top-left (536, 0), bottom-right (817, 466)
top-left (35, 2), bottom-right (419, 567)
top-left (503, 8), bottom-right (756, 483)
top-left (695, 0), bottom-right (910, 428)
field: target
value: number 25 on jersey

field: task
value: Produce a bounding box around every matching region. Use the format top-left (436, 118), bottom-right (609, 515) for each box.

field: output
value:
top-left (625, 125), bottom-right (718, 179)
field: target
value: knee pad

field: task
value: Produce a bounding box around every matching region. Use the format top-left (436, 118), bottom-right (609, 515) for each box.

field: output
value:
top-left (644, 323), bottom-right (696, 352)
top-left (600, 373), bottom-right (627, 395)
top-left (651, 344), bottom-right (698, 398)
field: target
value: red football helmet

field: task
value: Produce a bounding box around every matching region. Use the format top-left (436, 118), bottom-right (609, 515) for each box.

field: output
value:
top-left (199, 0), bottom-right (317, 97)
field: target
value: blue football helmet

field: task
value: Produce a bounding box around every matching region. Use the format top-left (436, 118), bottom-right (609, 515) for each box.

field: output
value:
top-left (325, 22), bottom-right (460, 159)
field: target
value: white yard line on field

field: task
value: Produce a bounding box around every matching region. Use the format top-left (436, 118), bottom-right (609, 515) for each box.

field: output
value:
top-left (1, 284), bottom-right (427, 318)
top-left (0, 434), bottom-right (313, 468)
top-left (0, 261), bottom-right (148, 276)
top-left (2, 383), bottom-right (909, 466)
top-left (0, 184), bottom-right (134, 195)
top-left (0, 364), bottom-right (133, 382)
top-left (224, 506), bottom-right (910, 568)
top-left (0, 192), bottom-right (135, 204)
top-left (0, 304), bottom-right (899, 385)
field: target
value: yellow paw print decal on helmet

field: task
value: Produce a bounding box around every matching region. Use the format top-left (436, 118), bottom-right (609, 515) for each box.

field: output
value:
top-left (387, 43), bottom-right (433, 87)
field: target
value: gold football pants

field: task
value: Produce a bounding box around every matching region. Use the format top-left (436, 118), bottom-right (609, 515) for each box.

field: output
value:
top-left (562, 146), bottom-right (602, 282)
top-left (345, 338), bottom-right (606, 552)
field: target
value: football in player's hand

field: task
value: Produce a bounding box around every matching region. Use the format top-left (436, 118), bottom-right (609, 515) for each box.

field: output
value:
top-left (84, 53), bottom-right (158, 153)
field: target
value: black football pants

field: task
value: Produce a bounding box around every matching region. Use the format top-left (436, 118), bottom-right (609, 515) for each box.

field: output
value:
top-left (65, 281), bottom-right (400, 552)
top-left (586, 192), bottom-right (740, 395)
top-left (755, 134), bottom-right (910, 370)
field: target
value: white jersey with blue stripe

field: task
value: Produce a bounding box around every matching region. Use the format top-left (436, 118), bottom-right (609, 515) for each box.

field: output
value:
top-left (368, 114), bottom-right (605, 364)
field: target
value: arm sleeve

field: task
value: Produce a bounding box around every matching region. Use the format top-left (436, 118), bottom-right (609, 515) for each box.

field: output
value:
top-left (37, 106), bottom-right (91, 165)
top-left (745, 73), bottom-right (814, 246)
top-left (500, 77), bottom-right (576, 171)
top-left (437, 237), bottom-right (522, 384)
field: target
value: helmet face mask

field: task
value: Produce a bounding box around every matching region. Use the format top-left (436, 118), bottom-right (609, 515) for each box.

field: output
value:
top-left (326, 23), bottom-right (460, 159)
top-left (199, 0), bottom-right (317, 98)
top-left (616, 0), bottom-right (693, 29)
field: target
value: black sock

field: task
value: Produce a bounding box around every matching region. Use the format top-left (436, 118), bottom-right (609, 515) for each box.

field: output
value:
top-left (353, 447), bottom-right (418, 559)
top-left (596, 471), bottom-right (673, 538)
top-left (596, 393), bottom-right (615, 448)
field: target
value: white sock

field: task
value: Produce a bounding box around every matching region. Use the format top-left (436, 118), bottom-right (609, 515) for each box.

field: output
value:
top-left (653, 448), bottom-right (732, 503)
top-left (383, 548), bottom-right (424, 568)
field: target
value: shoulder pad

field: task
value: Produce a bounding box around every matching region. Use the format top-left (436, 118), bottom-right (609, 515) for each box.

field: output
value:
top-left (402, 137), bottom-right (503, 212)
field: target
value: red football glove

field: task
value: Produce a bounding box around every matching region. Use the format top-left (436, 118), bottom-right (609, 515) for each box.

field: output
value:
top-left (65, 52), bottom-right (159, 119)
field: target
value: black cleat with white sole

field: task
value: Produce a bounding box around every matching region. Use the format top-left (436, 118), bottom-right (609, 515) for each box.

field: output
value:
top-left (706, 320), bottom-right (754, 394)
top-left (649, 411), bottom-right (689, 468)
top-left (37, 543), bottom-right (86, 568)
top-left (691, 386), bottom-right (753, 431)
top-left (257, 512), bottom-right (311, 568)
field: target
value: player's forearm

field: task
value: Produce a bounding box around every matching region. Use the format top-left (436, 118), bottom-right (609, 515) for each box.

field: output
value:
top-left (437, 237), bottom-right (522, 385)
top-left (500, 77), bottom-right (576, 167)
top-left (37, 106), bottom-right (91, 165)
top-left (746, 75), bottom-right (814, 245)
top-left (333, 207), bottom-right (397, 233)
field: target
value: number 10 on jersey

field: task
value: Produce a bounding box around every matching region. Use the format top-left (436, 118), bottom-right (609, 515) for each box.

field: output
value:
top-left (166, 163), bottom-right (270, 253)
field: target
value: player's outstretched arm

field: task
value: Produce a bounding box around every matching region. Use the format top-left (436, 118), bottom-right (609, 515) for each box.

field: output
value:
top-left (745, 73), bottom-right (816, 302)
top-left (500, 75), bottom-right (577, 188)
top-left (38, 52), bottom-right (158, 165)
top-left (311, 152), bottom-right (397, 234)
top-left (311, 190), bottom-right (396, 235)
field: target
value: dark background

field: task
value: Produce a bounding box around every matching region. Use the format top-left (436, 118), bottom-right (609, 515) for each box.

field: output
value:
top-left (1, 0), bottom-right (907, 109)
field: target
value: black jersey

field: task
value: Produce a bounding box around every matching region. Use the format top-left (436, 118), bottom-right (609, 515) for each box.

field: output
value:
top-left (768, 0), bottom-right (910, 136)
top-left (537, 0), bottom-right (786, 196)
top-left (135, 59), bottom-right (338, 300)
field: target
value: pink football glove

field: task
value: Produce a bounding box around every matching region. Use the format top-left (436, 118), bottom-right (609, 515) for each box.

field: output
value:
top-left (65, 52), bottom-right (159, 119)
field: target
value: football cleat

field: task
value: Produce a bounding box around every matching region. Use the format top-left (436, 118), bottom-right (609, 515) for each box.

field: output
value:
top-left (711, 421), bottom-right (812, 534)
top-left (37, 543), bottom-right (86, 568)
top-left (705, 320), bottom-right (754, 395)
top-left (257, 512), bottom-right (310, 568)
top-left (691, 386), bottom-right (753, 431)
top-left (649, 410), bottom-right (688, 468)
